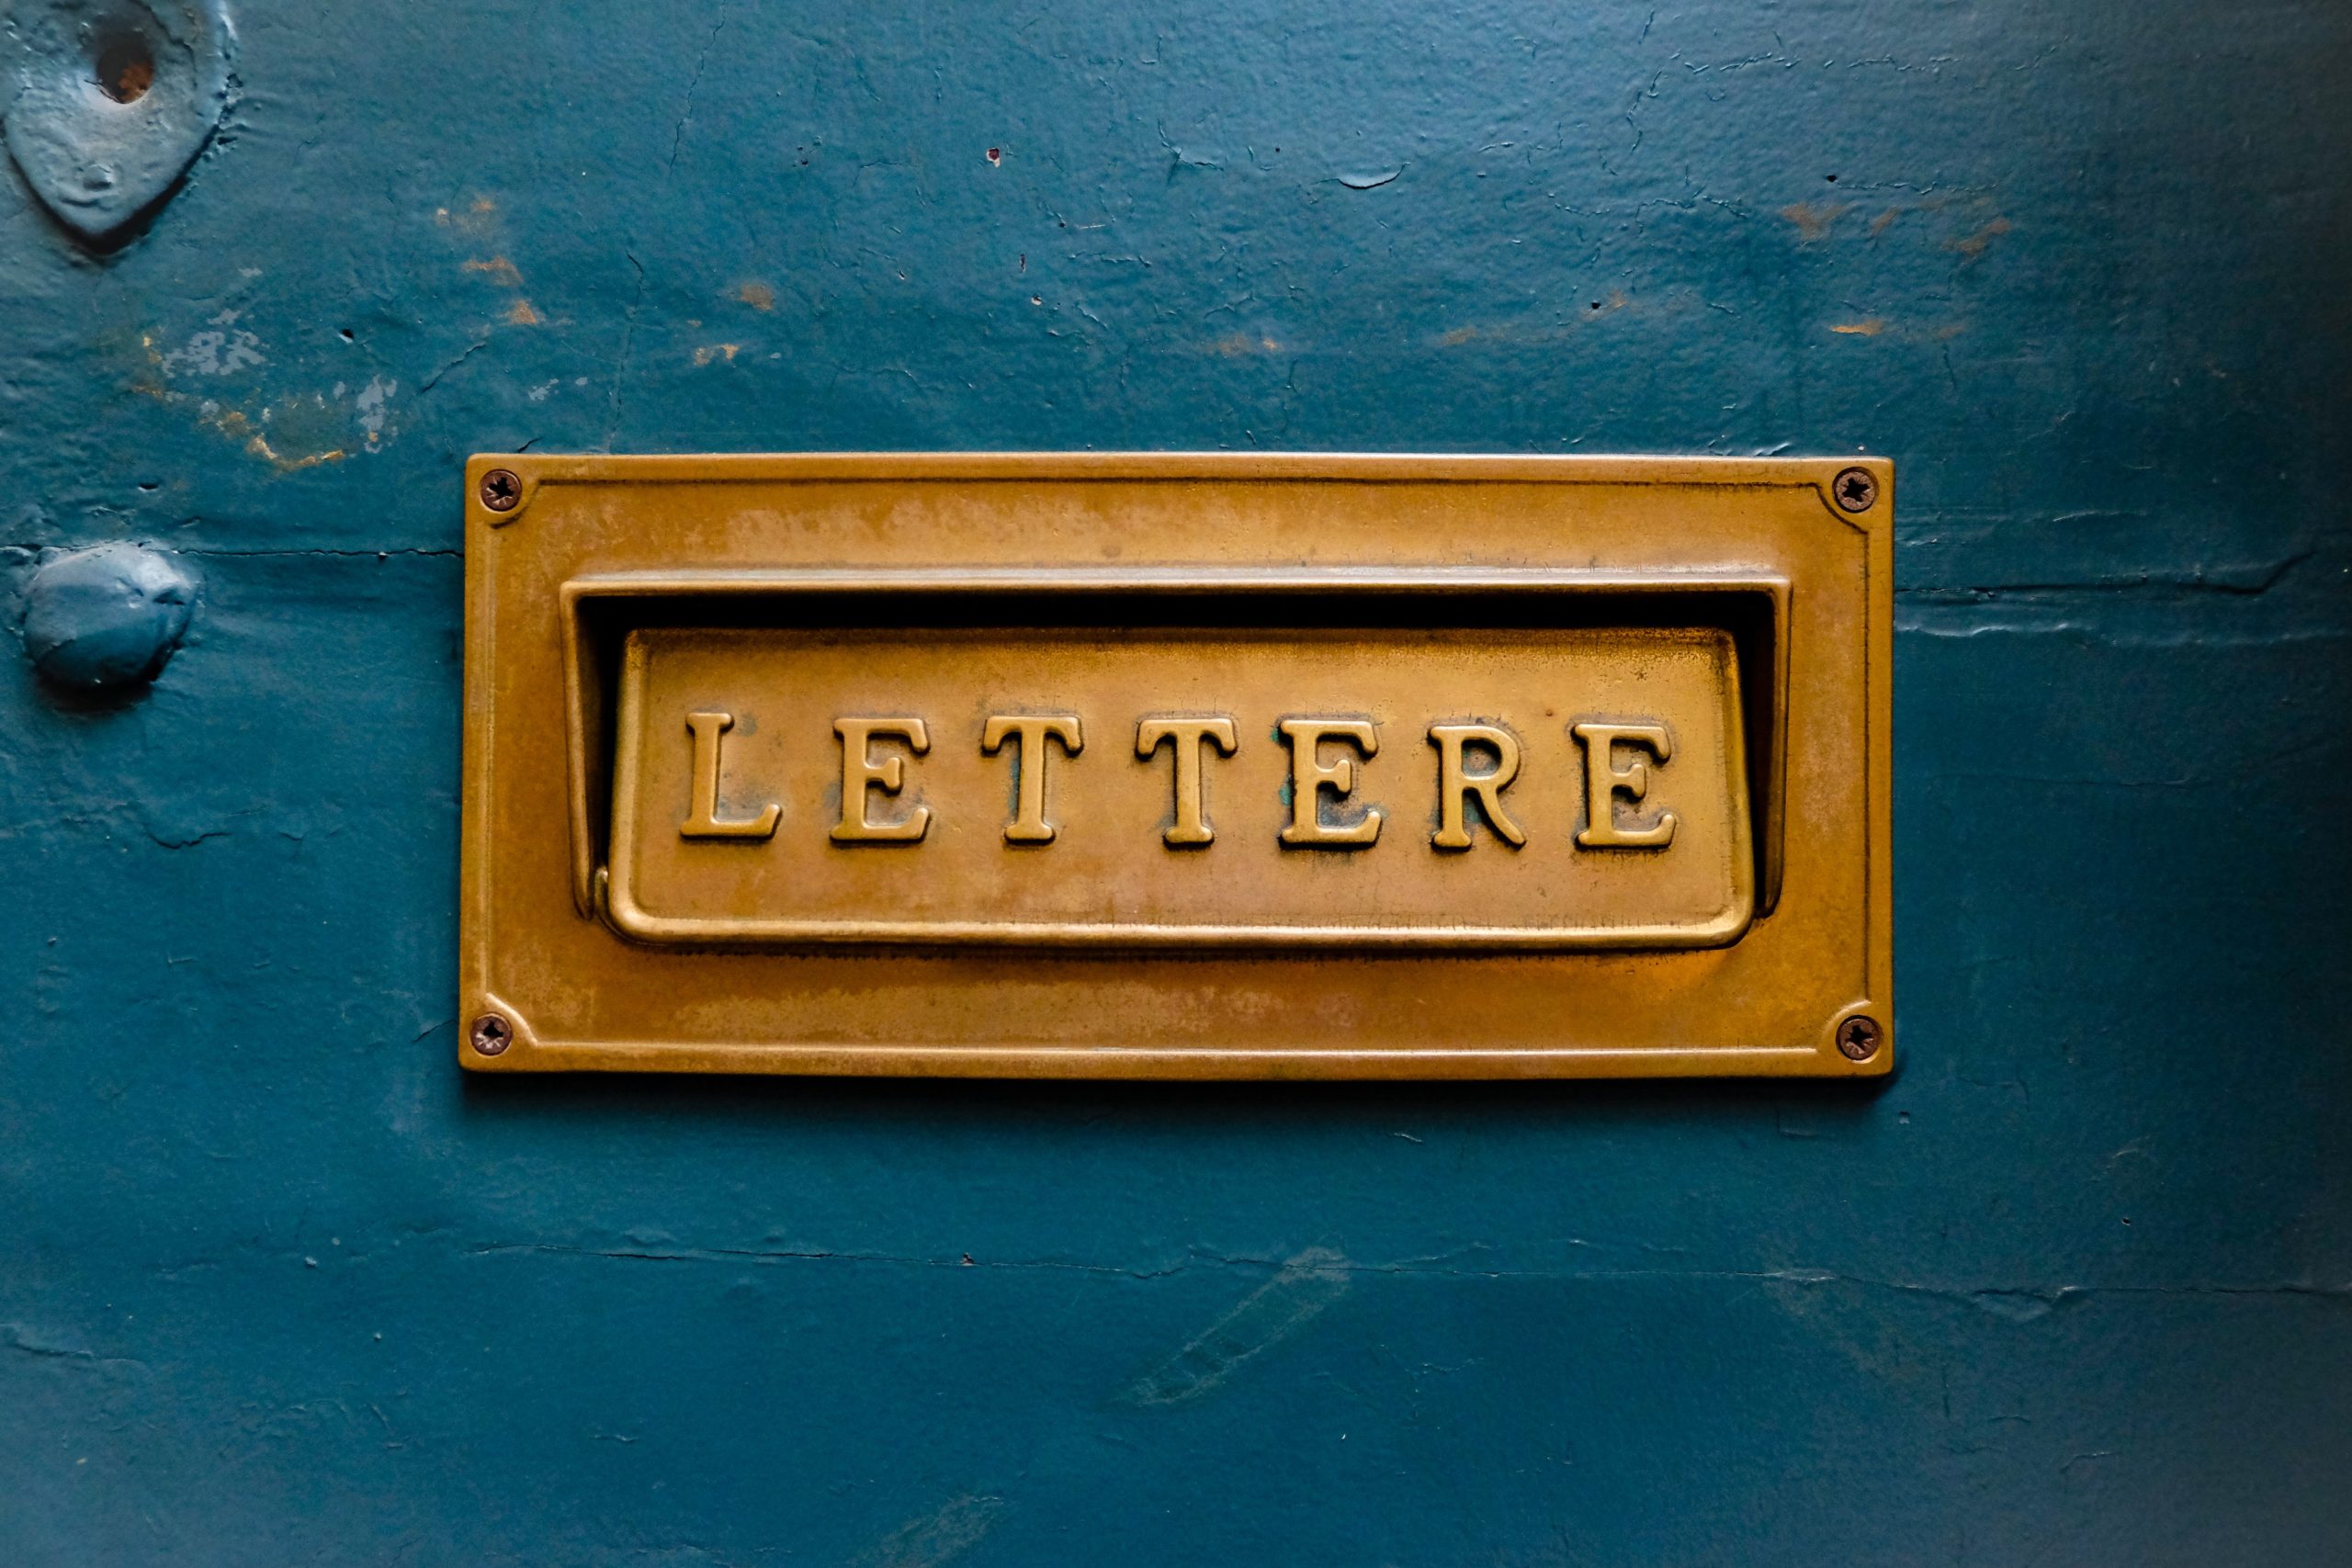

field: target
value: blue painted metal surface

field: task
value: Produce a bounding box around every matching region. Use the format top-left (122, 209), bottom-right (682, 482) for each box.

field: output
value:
top-left (4, 1), bottom-right (2348, 1560)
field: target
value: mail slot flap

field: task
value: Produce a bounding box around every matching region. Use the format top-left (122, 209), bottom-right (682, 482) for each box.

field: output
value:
top-left (605, 615), bottom-right (1755, 951)
top-left (560, 569), bottom-right (1791, 951)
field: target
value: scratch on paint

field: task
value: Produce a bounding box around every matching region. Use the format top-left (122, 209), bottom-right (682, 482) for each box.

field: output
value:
top-left (1125, 1246), bottom-right (1351, 1405)
top-left (1830, 319), bottom-right (1886, 335)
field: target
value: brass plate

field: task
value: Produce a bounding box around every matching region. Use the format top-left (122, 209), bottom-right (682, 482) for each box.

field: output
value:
top-left (460, 453), bottom-right (1893, 1078)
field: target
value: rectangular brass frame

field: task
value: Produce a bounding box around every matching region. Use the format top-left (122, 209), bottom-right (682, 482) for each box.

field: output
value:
top-left (461, 452), bottom-right (1893, 1079)
top-left (582, 570), bottom-right (1783, 952)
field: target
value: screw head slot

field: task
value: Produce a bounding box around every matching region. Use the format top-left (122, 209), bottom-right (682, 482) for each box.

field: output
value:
top-left (469, 1013), bottom-right (514, 1055)
top-left (1832, 467), bottom-right (1879, 513)
top-left (479, 468), bottom-right (523, 513)
top-left (1836, 1015), bottom-right (1883, 1061)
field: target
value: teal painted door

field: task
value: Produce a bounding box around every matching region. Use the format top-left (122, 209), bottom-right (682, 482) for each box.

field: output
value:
top-left (4, 1), bottom-right (2347, 1561)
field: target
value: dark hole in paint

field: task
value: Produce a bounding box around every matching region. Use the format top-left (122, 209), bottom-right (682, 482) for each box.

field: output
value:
top-left (339, 328), bottom-right (356, 342)
top-left (986, 147), bottom-right (1001, 164)
top-left (94, 32), bottom-right (154, 104)
top-left (1826, 173), bottom-right (1838, 183)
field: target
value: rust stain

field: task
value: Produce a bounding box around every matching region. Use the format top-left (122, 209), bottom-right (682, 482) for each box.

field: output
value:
top-left (1869, 207), bottom-right (1902, 237)
top-left (735, 281), bottom-right (775, 311)
top-left (1829, 320), bottom-right (1886, 336)
top-left (434, 196), bottom-right (501, 237)
top-left (1946, 216), bottom-right (2013, 259)
top-left (1437, 325), bottom-right (1479, 346)
top-left (1780, 200), bottom-right (1852, 242)
top-left (504, 299), bottom-right (542, 326)
top-left (463, 255), bottom-right (526, 288)
top-left (692, 344), bottom-right (741, 367)
top-left (205, 409), bottom-right (347, 473)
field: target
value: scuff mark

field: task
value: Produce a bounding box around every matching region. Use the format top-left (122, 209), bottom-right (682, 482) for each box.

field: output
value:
top-left (1, 1324), bottom-right (148, 1374)
top-left (606, 250), bottom-right (648, 449)
top-left (1338, 166), bottom-right (1401, 190)
top-left (1970, 1289), bottom-right (2067, 1324)
top-left (1125, 1246), bottom-right (1351, 1405)
top-left (850, 1494), bottom-right (1006, 1568)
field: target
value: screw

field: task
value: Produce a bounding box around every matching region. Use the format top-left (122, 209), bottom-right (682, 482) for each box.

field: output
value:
top-left (469, 1013), bottom-right (514, 1056)
top-left (1832, 467), bottom-right (1879, 513)
top-left (479, 468), bottom-right (523, 513)
top-left (1836, 1015), bottom-right (1883, 1061)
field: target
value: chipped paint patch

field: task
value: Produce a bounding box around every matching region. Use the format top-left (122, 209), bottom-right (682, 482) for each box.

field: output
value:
top-left (463, 255), bottom-right (526, 288)
top-left (160, 311), bottom-right (265, 378)
top-left (1947, 216), bottom-right (2013, 258)
top-left (691, 344), bottom-right (741, 366)
top-left (354, 377), bottom-right (397, 446)
top-left (1780, 200), bottom-right (1852, 242)
top-left (130, 321), bottom-right (394, 469)
top-left (1126, 1247), bottom-right (1351, 1405)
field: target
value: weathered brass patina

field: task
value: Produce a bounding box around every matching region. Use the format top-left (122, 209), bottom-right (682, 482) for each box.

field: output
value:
top-left (461, 453), bottom-right (1893, 1078)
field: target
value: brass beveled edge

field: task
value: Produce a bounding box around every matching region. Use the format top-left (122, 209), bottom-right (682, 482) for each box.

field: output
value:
top-left (561, 565), bottom-right (1792, 596)
top-left (596, 588), bottom-right (1755, 953)
top-left (474, 1036), bottom-right (1840, 1080)
top-left (468, 450), bottom-right (1894, 530)
top-left (600, 901), bottom-right (1759, 953)
top-left (474, 449), bottom-right (1878, 483)
top-left (560, 567), bottom-right (1792, 919)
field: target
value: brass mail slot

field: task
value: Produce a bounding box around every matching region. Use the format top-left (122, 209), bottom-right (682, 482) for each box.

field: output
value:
top-left (461, 454), bottom-right (1891, 1078)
